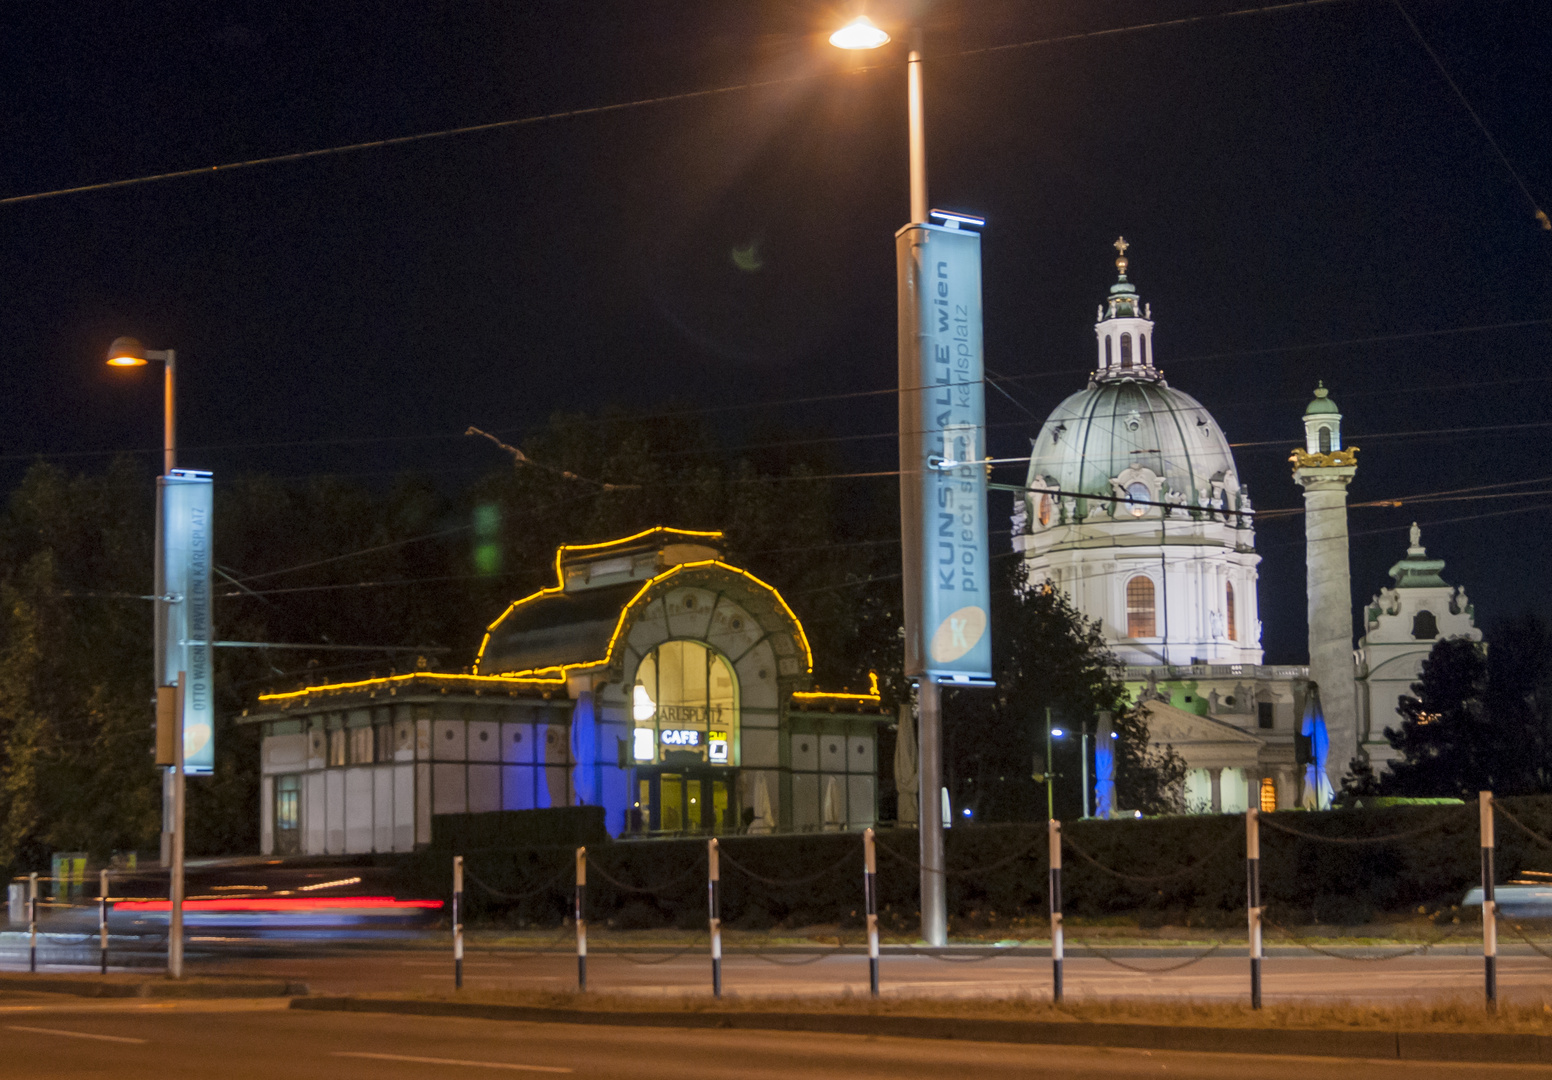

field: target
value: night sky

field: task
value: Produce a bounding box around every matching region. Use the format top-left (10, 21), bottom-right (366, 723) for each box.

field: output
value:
top-left (2, 0), bottom-right (1549, 664)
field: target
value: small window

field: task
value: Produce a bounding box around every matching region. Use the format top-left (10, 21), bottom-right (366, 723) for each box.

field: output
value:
top-left (328, 728), bottom-right (346, 767)
top-left (1140, 335), bottom-right (1148, 366)
top-left (1259, 777), bottom-right (1277, 813)
top-left (1126, 481), bottom-right (1150, 517)
top-left (1412, 610), bottom-right (1439, 640)
top-left (1126, 577), bottom-right (1156, 638)
top-left (1037, 492), bottom-right (1053, 526)
top-left (1226, 582), bottom-right (1237, 642)
top-left (349, 726), bottom-right (373, 765)
top-left (1257, 702), bottom-right (1274, 730)
top-left (1120, 333), bottom-right (1133, 368)
top-left (1318, 426), bottom-right (1331, 454)
top-left (274, 775), bottom-right (300, 855)
top-left (1105, 336), bottom-right (1113, 366)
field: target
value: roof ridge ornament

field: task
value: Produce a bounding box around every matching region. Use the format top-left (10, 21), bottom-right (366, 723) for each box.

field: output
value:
top-left (1113, 235), bottom-right (1130, 279)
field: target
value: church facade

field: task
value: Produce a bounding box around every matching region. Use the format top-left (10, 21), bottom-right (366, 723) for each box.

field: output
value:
top-left (1015, 242), bottom-right (1478, 811)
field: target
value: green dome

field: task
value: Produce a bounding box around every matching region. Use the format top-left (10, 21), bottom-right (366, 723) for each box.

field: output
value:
top-left (1304, 382), bottom-right (1340, 416)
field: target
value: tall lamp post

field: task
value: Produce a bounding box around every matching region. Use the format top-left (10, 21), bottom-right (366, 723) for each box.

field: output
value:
top-left (830, 15), bottom-right (948, 946)
top-left (106, 336), bottom-right (186, 978)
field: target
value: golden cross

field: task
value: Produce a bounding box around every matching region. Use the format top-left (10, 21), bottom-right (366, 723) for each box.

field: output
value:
top-left (1113, 236), bottom-right (1129, 256)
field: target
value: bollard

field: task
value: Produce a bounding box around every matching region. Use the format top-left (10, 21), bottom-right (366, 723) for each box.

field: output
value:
top-left (708, 838), bottom-right (722, 999)
top-left (99, 868), bottom-right (110, 975)
top-left (1247, 807), bottom-right (1262, 1010)
top-left (28, 871), bottom-right (37, 973)
top-left (1481, 791), bottom-right (1496, 1011)
top-left (864, 828), bottom-right (880, 998)
top-left (575, 846), bottom-right (588, 993)
top-left (453, 855), bottom-right (464, 990)
top-left (1048, 819), bottom-right (1062, 1003)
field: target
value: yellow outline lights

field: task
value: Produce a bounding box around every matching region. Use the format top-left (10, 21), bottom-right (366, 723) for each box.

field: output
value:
top-left (264, 529), bottom-right (815, 706)
top-left (791, 671), bottom-right (883, 708)
top-left (474, 544), bottom-right (813, 679)
top-left (256, 669), bottom-right (564, 705)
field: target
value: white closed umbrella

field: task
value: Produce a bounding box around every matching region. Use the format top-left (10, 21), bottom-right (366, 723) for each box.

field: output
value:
top-left (894, 701), bottom-right (919, 824)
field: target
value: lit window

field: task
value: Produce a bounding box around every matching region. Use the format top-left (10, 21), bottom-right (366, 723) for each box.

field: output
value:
top-left (1259, 777), bottom-right (1277, 813)
top-left (1226, 582), bottom-right (1237, 642)
top-left (1126, 577), bottom-right (1156, 638)
top-left (1037, 492), bottom-right (1053, 526)
top-left (632, 639), bottom-right (739, 766)
top-left (1126, 481), bottom-right (1150, 517)
top-left (328, 728), bottom-right (346, 767)
top-left (1120, 333), bottom-right (1133, 368)
top-left (1318, 426), bottom-right (1331, 454)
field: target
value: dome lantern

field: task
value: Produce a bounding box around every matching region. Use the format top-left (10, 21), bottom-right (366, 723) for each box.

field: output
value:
top-left (1094, 237), bottom-right (1159, 383)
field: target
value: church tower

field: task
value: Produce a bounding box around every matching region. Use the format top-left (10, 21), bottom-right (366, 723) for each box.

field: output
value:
top-left (1291, 384), bottom-right (1358, 806)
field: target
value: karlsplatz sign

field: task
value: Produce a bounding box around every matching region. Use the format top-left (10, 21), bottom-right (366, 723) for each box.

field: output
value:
top-left (896, 222), bottom-right (993, 683)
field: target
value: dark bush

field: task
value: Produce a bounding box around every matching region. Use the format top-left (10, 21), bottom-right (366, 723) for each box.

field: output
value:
top-left (415, 796), bottom-right (1552, 928)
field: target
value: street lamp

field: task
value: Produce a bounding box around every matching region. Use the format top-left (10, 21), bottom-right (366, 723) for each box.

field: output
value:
top-left (831, 11), bottom-right (940, 944)
top-left (105, 336), bottom-right (185, 979)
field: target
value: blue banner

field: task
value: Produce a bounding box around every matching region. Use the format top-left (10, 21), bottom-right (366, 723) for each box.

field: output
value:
top-left (160, 471), bottom-right (215, 775)
top-left (896, 224), bottom-right (992, 682)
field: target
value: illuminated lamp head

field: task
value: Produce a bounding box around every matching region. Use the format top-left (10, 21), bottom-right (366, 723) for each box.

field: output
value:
top-left (829, 16), bottom-right (889, 50)
top-left (106, 336), bottom-right (148, 367)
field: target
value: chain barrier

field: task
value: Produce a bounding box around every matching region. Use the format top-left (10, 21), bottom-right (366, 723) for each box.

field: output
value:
top-left (463, 864), bottom-right (573, 902)
top-left (607, 935), bottom-right (708, 965)
top-left (1262, 917), bottom-right (1465, 961)
top-left (586, 858), bottom-right (704, 896)
top-left (1061, 825), bottom-right (1240, 885)
top-left (1068, 936), bottom-right (1224, 973)
top-left (482, 924), bottom-right (576, 957)
top-left (1505, 920), bottom-right (1552, 961)
top-left (742, 941), bottom-right (852, 966)
top-left (718, 847), bottom-right (857, 889)
top-left (1491, 802), bottom-right (1552, 852)
top-left (1258, 813), bottom-right (1462, 846)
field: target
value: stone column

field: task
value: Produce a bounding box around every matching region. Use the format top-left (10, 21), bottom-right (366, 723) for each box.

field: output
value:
top-left (1209, 767), bottom-right (1223, 813)
top-left (1294, 462), bottom-right (1358, 800)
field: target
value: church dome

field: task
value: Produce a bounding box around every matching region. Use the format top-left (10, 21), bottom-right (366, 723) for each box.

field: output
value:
top-left (1028, 379), bottom-right (1239, 508)
top-left (1025, 241), bottom-right (1242, 512)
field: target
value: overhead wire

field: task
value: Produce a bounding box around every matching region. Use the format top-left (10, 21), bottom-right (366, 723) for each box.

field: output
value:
top-left (0, 0), bottom-right (1354, 210)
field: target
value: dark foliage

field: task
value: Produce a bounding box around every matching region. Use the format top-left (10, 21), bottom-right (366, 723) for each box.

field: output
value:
top-left (1375, 615), bottom-right (1552, 798)
top-left (430, 796), bottom-right (1552, 929)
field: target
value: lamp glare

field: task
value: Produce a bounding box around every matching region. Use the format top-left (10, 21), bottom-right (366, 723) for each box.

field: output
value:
top-left (1051, 727), bottom-right (1065, 738)
top-left (106, 336), bottom-right (148, 367)
top-left (829, 16), bottom-right (889, 50)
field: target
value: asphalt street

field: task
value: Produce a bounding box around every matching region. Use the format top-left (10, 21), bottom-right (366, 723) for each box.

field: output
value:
top-left (0, 999), bottom-right (1543, 1080)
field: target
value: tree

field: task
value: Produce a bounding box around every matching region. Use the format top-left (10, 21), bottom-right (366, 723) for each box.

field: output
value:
top-left (1372, 616), bottom-right (1552, 799)
top-left (942, 561), bottom-right (1184, 822)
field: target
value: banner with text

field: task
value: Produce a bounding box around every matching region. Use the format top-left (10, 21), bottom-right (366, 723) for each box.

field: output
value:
top-left (160, 471), bottom-right (215, 775)
top-left (896, 223), bottom-right (992, 682)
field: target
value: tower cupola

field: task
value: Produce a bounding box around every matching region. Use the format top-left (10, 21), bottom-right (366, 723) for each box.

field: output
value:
top-left (1302, 382), bottom-right (1342, 455)
top-left (1093, 237), bottom-right (1159, 382)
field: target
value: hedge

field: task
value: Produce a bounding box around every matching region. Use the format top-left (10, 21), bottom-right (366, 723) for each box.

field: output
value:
top-left (405, 795), bottom-right (1552, 930)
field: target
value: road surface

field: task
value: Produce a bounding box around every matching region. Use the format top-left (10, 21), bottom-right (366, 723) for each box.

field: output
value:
top-left (0, 998), bottom-right (1541, 1079)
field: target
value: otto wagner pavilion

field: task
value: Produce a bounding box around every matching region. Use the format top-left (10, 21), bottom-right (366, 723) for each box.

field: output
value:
top-left (243, 529), bottom-right (889, 855)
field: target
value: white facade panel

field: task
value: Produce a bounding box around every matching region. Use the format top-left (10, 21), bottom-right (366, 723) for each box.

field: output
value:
top-left (468, 720), bottom-right (500, 762)
top-left (433, 763), bottom-right (466, 815)
top-left (305, 771), bottom-right (326, 854)
top-left (433, 719), bottom-right (466, 761)
top-left (345, 767), bottom-right (373, 853)
top-left (373, 766), bottom-right (394, 852)
top-left (325, 769), bottom-right (345, 854)
top-left (394, 763), bottom-right (415, 851)
top-left (468, 764), bottom-right (501, 813)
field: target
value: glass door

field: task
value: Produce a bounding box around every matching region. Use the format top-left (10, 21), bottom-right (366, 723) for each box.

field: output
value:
top-left (660, 773), bottom-right (684, 832)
